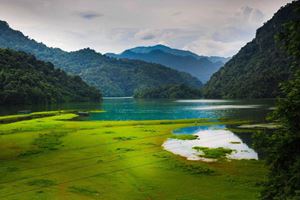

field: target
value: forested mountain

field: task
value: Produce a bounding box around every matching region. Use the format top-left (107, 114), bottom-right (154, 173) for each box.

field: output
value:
top-left (134, 84), bottom-right (202, 99)
top-left (203, 1), bottom-right (300, 99)
top-left (106, 45), bottom-right (229, 82)
top-left (254, 12), bottom-right (300, 199)
top-left (0, 22), bottom-right (201, 97)
top-left (0, 48), bottom-right (101, 105)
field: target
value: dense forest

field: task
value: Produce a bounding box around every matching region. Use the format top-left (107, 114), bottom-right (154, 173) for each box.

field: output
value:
top-left (0, 22), bottom-right (202, 96)
top-left (254, 17), bottom-right (300, 199)
top-left (107, 44), bottom-right (228, 82)
top-left (0, 48), bottom-right (101, 105)
top-left (134, 84), bottom-right (202, 99)
top-left (203, 1), bottom-right (300, 99)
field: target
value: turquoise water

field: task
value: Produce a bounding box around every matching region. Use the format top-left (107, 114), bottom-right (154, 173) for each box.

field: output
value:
top-left (0, 98), bottom-right (275, 121)
top-left (87, 98), bottom-right (274, 121)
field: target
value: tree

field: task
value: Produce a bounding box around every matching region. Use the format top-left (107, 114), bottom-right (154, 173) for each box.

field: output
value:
top-left (254, 14), bottom-right (300, 199)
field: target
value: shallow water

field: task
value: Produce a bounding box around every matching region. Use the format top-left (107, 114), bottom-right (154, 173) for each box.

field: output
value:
top-left (163, 129), bottom-right (258, 161)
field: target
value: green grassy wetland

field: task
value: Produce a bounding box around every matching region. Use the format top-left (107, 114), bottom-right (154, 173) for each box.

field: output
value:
top-left (0, 111), bottom-right (267, 200)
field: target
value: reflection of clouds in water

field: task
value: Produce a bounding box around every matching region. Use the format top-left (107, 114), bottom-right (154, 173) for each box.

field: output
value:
top-left (191, 105), bottom-right (261, 110)
top-left (163, 129), bottom-right (258, 161)
top-left (173, 125), bottom-right (226, 135)
top-left (176, 99), bottom-right (234, 103)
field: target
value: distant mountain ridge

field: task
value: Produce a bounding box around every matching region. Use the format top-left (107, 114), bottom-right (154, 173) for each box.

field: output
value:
top-left (127, 44), bottom-right (201, 59)
top-left (203, 1), bottom-right (300, 99)
top-left (0, 21), bottom-right (202, 96)
top-left (106, 45), bottom-right (230, 82)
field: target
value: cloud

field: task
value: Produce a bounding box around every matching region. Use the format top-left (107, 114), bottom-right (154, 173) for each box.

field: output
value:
top-left (212, 26), bottom-right (253, 43)
top-left (205, 6), bottom-right (265, 49)
top-left (0, 0), bottom-right (291, 57)
top-left (134, 29), bottom-right (176, 41)
top-left (134, 29), bottom-right (158, 40)
top-left (76, 11), bottom-right (104, 20)
top-left (183, 38), bottom-right (245, 57)
top-left (234, 6), bottom-right (265, 26)
top-left (171, 11), bottom-right (182, 16)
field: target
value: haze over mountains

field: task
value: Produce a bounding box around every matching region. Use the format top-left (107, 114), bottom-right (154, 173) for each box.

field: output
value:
top-left (0, 21), bottom-right (201, 97)
top-left (106, 45), bottom-right (230, 82)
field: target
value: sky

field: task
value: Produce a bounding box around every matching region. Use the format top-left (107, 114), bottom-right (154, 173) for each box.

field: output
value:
top-left (0, 0), bottom-right (293, 57)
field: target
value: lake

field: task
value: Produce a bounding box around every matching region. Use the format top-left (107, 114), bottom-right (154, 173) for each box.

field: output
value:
top-left (0, 98), bottom-right (275, 122)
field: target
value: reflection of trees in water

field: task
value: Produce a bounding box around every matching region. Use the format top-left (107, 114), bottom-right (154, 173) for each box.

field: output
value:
top-left (228, 124), bottom-right (271, 159)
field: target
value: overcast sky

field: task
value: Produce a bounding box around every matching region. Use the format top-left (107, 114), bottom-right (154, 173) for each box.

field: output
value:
top-left (0, 0), bottom-right (293, 57)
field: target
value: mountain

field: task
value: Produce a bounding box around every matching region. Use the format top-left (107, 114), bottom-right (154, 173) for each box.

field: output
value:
top-left (134, 84), bottom-right (202, 99)
top-left (106, 44), bottom-right (229, 82)
top-left (203, 1), bottom-right (300, 99)
top-left (122, 44), bottom-right (201, 58)
top-left (0, 48), bottom-right (101, 105)
top-left (0, 21), bottom-right (202, 97)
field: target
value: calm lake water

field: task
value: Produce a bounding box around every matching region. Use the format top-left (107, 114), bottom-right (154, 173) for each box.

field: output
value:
top-left (0, 97), bottom-right (275, 122)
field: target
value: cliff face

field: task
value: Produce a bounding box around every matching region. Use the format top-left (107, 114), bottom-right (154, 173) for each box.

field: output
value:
top-left (203, 1), bottom-right (300, 99)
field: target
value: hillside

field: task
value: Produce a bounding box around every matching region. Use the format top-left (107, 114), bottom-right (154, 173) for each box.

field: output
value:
top-left (134, 84), bottom-right (202, 99)
top-left (0, 22), bottom-right (202, 96)
top-left (0, 48), bottom-right (101, 105)
top-left (203, 1), bottom-right (300, 99)
top-left (106, 45), bottom-right (228, 82)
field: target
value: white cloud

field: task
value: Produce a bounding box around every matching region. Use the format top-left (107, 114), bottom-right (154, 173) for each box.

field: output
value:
top-left (184, 38), bottom-right (246, 57)
top-left (0, 0), bottom-right (293, 57)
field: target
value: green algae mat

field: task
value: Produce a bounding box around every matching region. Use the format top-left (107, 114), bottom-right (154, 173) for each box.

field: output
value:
top-left (0, 112), bottom-right (266, 200)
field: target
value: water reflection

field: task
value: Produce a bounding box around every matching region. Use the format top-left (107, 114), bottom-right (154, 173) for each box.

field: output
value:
top-left (164, 124), bottom-right (259, 161)
top-left (173, 125), bottom-right (226, 135)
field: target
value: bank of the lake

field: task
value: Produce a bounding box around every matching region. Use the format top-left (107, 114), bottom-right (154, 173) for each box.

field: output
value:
top-left (0, 111), bottom-right (267, 200)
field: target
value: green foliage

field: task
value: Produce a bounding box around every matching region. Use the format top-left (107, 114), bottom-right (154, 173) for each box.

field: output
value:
top-left (0, 49), bottom-right (101, 105)
top-left (33, 131), bottom-right (67, 151)
top-left (68, 186), bottom-right (100, 197)
top-left (170, 134), bottom-right (198, 140)
top-left (254, 70), bottom-right (300, 199)
top-left (203, 1), bottom-right (300, 99)
top-left (113, 136), bottom-right (136, 141)
top-left (193, 147), bottom-right (234, 159)
top-left (253, 6), bottom-right (300, 199)
top-left (26, 179), bottom-right (56, 187)
top-left (0, 22), bottom-right (202, 96)
top-left (134, 84), bottom-right (202, 99)
top-left (19, 131), bottom-right (68, 157)
top-left (171, 160), bottom-right (215, 175)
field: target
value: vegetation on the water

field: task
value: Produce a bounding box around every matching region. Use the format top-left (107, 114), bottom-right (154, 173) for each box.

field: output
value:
top-left (0, 21), bottom-right (202, 97)
top-left (203, 1), bottom-right (300, 99)
top-left (0, 111), bottom-right (70, 124)
top-left (193, 147), bottom-right (234, 159)
top-left (253, 11), bottom-right (300, 200)
top-left (134, 84), bottom-right (202, 99)
top-left (0, 49), bottom-right (101, 105)
top-left (170, 134), bottom-right (198, 140)
top-left (0, 112), bottom-right (266, 199)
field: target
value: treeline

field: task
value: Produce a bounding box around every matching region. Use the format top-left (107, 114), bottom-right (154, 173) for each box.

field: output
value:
top-left (0, 49), bottom-right (101, 105)
top-left (134, 84), bottom-right (202, 99)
